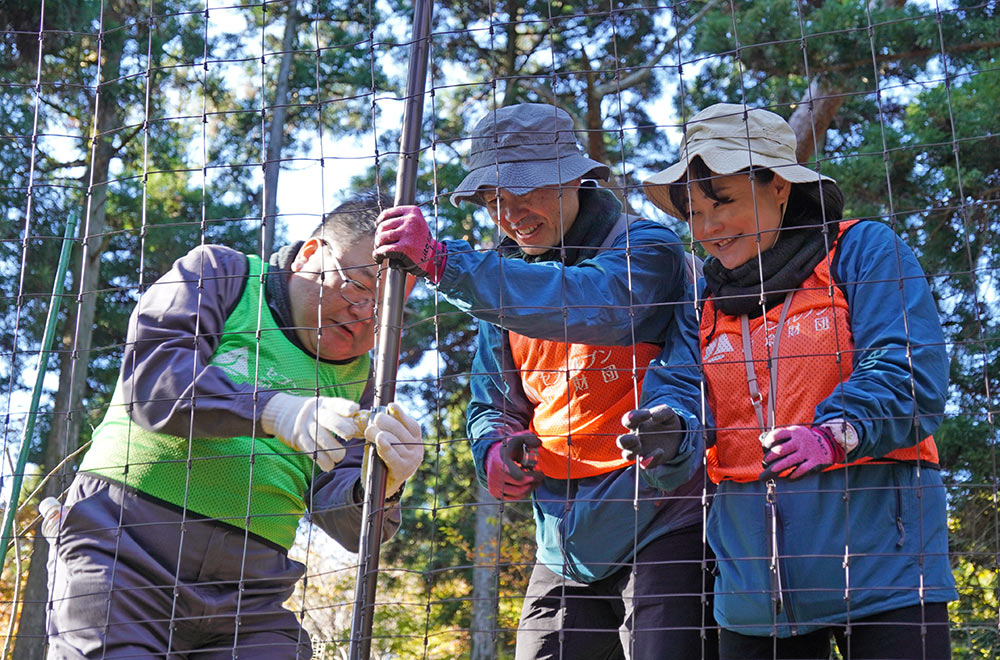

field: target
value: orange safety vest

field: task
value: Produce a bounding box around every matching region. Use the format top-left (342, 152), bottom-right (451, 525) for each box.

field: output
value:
top-left (702, 220), bottom-right (938, 483)
top-left (509, 333), bottom-right (662, 480)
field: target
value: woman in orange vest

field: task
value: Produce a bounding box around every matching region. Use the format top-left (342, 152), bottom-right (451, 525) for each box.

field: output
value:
top-left (635, 103), bottom-right (956, 659)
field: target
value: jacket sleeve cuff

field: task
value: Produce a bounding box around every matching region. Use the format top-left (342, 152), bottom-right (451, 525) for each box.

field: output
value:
top-left (432, 238), bottom-right (466, 290)
top-left (819, 418), bottom-right (859, 455)
top-left (637, 422), bottom-right (700, 493)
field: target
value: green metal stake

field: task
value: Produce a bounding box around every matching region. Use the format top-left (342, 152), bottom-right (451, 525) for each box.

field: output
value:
top-left (1, 212), bottom-right (79, 571)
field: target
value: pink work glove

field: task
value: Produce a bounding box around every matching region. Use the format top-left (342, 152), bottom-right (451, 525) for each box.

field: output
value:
top-left (484, 432), bottom-right (543, 501)
top-left (374, 205), bottom-right (448, 284)
top-left (760, 425), bottom-right (846, 481)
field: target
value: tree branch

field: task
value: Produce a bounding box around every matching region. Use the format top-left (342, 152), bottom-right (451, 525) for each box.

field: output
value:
top-left (107, 124), bottom-right (143, 162)
top-left (789, 79), bottom-right (845, 162)
top-left (799, 40), bottom-right (1000, 77)
top-left (514, 80), bottom-right (558, 107)
top-left (593, 0), bottom-right (724, 97)
top-left (516, 24), bottom-right (553, 67)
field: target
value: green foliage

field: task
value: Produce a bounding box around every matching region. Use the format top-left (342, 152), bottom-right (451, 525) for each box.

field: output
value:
top-left (1, 1), bottom-right (264, 457)
top-left (949, 557), bottom-right (1000, 660)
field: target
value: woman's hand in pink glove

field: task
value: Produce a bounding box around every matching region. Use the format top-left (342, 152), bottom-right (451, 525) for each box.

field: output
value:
top-left (760, 425), bottom-right (846, 481)
top-left (484, 432), bottom-right (542, 501)
top-left (374, 206), bottom-right (447, 284)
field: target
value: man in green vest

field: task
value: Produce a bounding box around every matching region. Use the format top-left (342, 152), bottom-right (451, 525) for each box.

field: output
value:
top-left (45, 192), bottom-right (424, 659)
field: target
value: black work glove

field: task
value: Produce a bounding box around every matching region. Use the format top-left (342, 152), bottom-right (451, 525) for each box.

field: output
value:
top-left (616, 404), bottom-right (685, 470)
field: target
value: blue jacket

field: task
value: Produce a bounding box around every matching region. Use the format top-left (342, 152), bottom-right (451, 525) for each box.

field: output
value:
top-left (435, 214), bottom-right (709, 583)
top-left (642, 220), bottom-right (957, 635)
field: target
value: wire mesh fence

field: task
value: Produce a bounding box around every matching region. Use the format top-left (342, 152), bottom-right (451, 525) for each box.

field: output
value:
top-left (1, 0), bottom-right (997, 658)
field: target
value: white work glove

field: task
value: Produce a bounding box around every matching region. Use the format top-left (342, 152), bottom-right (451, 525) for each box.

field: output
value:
top-left (365, 402), bottom-right (424, 497)
top-left (38, 497), bottom-right (67, 541)
top-left (261, 392), bottom-right (364, 472)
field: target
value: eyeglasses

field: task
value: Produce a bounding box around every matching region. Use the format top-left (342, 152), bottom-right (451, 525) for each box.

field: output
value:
top-left (321, 244), bottom-right (377, 313)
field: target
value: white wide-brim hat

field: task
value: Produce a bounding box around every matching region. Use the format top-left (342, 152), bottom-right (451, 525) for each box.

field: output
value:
top-left (643, 103), bottom-right (834, 219)
top-left (451, 103), bottom-right (610, 207)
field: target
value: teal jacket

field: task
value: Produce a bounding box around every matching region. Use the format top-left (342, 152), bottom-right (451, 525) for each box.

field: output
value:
top-left (643, 220), bottom-right (957, 634)
top-left (435, 207), bottom-right (708, 582)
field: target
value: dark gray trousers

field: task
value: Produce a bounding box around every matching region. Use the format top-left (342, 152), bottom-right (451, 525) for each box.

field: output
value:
top-left (515, 524), bottom-right (719, 660)
top-left (46, 473), bottom-right (311, 659)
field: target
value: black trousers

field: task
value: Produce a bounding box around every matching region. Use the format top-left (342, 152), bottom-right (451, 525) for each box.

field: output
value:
top-left (719, 602), bottom-right (951, 660)
top-left (515, 524), bottom-right (719, 660)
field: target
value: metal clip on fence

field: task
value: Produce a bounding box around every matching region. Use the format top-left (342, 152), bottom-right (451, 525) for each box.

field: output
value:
top-left (348, 2), bottom-right (433, 658)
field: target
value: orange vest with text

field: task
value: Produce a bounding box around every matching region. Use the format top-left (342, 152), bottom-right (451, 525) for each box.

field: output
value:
top-left (509, 333), bottom-right (662, 480)
top-left (701, 221), bottom-right (939, 483)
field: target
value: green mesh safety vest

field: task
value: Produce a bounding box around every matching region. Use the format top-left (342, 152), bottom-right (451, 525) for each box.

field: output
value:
top-left (80, 255), bottom-right (371, 549)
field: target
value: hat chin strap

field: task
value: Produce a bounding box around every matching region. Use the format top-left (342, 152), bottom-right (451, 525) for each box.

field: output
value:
top-left (768, 200), bottom-right (789, 250)
top-left (777, 201), bottom-right (787, 230)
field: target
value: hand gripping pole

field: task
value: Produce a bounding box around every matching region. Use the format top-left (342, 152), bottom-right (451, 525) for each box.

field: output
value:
top-left (348, 2), bottom-right (433, 658)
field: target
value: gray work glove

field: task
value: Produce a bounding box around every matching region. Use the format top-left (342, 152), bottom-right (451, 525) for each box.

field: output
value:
top-left (616, 404), bottom-right (685, 470)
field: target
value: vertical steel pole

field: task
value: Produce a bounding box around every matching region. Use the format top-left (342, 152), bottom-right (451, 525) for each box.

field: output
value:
top-left (349, 2), bottom-right (433, 658)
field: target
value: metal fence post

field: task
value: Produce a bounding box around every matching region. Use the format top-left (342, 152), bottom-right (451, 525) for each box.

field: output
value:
top-left (349, 1), bottom-right (433, 658)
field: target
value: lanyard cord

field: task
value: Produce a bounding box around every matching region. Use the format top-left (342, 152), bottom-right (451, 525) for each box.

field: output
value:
top-left (739, 291), bottom-right (795, 617)
top-left (740, 291), bottom-right (796, 439)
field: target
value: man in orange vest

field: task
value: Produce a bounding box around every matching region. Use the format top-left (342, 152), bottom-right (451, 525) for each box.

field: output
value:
top-left (375, 104), bottom-right (717, 660)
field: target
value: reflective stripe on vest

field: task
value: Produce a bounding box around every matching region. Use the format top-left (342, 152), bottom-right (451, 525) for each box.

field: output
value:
top-left (702, 220), bottom-right (938, 483)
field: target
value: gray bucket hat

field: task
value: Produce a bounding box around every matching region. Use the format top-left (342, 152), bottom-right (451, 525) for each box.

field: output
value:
top-left (643, 103), bottom-right (834, 218)
top-left (450, 103), bottom-right (610, 207)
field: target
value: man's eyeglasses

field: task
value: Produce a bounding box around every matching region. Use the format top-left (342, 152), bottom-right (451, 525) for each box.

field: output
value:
top-left (321, 245), bottom-right (377, 313)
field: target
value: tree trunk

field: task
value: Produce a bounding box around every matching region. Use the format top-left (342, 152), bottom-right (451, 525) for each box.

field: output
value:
top-left (584, 81), bottom-right (605, 167)
top-left (262, 1), bottom-right (300, 259)
top-left (11, 39), bottom-right (121, 660)
top-left (470, 484), bottom-right (500, 660)
top-left (788, 79), bottom-right (844, 163)
top-left (10, 530), bottom-right (50, 660)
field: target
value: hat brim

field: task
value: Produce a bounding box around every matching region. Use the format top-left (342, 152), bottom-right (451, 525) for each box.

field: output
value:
top-left (642, 147), bottom-right (834, 219)
top-left (450, 155), bottom-right (610, 207)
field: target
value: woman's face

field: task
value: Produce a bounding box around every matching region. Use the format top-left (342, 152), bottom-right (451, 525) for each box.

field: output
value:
top-left (686, 172), bottom-right (790, 269)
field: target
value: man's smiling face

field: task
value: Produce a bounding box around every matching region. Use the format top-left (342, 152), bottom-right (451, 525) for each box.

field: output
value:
top-left (481, 178), bottom-right (582, 255)
top-left (287, 237), bottom-right (378, 361)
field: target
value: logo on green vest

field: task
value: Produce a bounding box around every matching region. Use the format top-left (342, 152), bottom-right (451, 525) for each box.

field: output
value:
top-left (214, 346), bottom-right (250, 380)
top-left (212, 346), bottom-right (294, 389)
